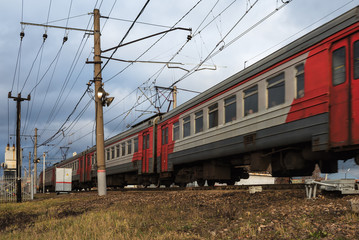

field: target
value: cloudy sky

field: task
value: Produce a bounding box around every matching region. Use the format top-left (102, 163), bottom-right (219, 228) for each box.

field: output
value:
top-left (1, 0), bottom-right (358, 177)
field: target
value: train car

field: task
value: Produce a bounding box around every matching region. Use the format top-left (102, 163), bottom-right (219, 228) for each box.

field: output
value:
top-left (40, 6), bottom-right (359, 190)
top-left (40, 115), bottom-right (161, 190)
top-left (155, 6), bottom-right (359, 186)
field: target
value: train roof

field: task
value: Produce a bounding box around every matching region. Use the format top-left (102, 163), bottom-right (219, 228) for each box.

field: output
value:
top-left (160, 5), bottom-right (359, 122)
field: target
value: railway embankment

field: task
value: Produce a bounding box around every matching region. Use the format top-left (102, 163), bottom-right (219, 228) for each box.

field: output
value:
top-left (0, 188), bottom-right (358, 239)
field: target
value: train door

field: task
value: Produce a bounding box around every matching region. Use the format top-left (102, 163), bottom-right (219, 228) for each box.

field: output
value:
top-left (79, 156), bottom-right (85, 183)
top-left (350, 32), bottom-right (359, 145)
top-left (330, 33), bottom-right (359, 147)
top-left (330, 38), bottom-right (350, 147)
top-left (142, 131), bottom-right (150, 173)
top-left (85, 154), bottom-right (92, 182)
top-left (161, 126), bottom-right (169, 172)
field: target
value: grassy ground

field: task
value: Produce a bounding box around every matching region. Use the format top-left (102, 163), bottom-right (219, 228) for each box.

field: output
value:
top-left (0, 189), bottom-right (358, 239)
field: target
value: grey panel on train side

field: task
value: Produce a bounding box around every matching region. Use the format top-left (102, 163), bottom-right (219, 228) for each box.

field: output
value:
top-left (106, 162), bottom-right (138, 175)
top-left (167, 113), bottom-right (329, 166)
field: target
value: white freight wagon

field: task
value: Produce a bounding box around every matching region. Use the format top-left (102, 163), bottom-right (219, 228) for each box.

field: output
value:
top-left (55, 168), bottom-right (72, 192)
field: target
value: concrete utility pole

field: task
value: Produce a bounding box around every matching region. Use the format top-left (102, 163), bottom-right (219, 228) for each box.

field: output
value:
top-left (42, 152), bottom-right (46, 193)
top-left (28, 151), bottom-right (31, 178)
top-left (20, 10), bottom-right (107, 196)
top-left (34, 127), bottom-right (38, 194)
top-left (93, 9), bottom-right (107, 196)
top-left (173, 86), bottom-right (177, 109)
top-left (8, 92), bottom-right (31, 203)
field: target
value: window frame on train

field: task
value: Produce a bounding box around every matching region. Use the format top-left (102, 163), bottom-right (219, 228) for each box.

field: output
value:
top-left (111, 146), bottom-right (115, 159)
top-left (224, 95), bottom-right (236, 123)
top-left (267, 72), bottom-right (285, 108)
top-left (243, 85), bottom-right (258, 116)
top-left (195, 110), bottom-right (203, 133)
top-left (162, 127), bottom-right (169, 145)
top-left (354, 40), bottom-right (359, 79)
top-left (127, 139), bottom-right (132, 154)
top-left (121, 142), bottom-right (126, 156)
top-left (173, 121), bottom-right (179, 140)
top-left (208, 103), bottom-right (218, 128)
top-left (183, 115), bottom-right (191, 138)
top-left (332, 46), bottom-right (346, 86)
top-left (295, 63), bottom-right (305, 98)
top-left (134, 137), bottom-right (139, 152)
top-left (116, 144), bottom-right (120, 158)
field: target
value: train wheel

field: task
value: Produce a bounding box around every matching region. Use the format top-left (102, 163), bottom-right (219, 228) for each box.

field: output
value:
top-left (207, 180), bottom-right (215, 186)
top-left (226, 179), bottom-right (236, 186)
top-left (197, 179), bottom-right (205, 187)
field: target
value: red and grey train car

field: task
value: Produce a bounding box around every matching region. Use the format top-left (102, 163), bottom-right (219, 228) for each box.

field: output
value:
top-left (40, 6), bottom-right (359, 191)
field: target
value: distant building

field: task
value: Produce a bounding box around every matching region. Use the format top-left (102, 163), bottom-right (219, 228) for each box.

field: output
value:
top-left (1, 144), bottom-right (22, 178)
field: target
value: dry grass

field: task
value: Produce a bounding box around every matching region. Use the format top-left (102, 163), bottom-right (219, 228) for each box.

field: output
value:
top-left (0, 189), bottom-right (358, 239)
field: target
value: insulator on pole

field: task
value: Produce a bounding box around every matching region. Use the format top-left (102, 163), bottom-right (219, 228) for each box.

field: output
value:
top-left (63, 36), bottom-right (68, 43)
top-left (20, 31), bottom-right (25, 40)
top-left (43, 33), bottom-right (48, 41)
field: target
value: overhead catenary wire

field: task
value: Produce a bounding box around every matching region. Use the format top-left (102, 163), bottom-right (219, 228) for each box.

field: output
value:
top-left (35, 1), bottom-right (126, 146)
top-left (107, 16), bottom-right (173, 29)
top-left (30, 1), bottom-right (105, 149)
top-left (245, 0), bottom-right (355, 65)
top-left (98, 0), bottom-right (151, 79)
top-left (104, 0), bottom-right (203, 84)
top-left (20, 40), bottom-right (46, 93)
top-left (39, 86), bottom-right (90, 147)
top-left (170, 0), bottom-right (291, 88)
top-left (34, 7), bottom-right (98, 134)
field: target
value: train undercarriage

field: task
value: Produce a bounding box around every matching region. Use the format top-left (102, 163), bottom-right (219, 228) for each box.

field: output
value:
top-left (67, 142), bottom-right (359, 191)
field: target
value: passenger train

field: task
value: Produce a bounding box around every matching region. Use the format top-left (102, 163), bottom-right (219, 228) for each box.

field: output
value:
top-left (40, 6), bottom-right (359, 191)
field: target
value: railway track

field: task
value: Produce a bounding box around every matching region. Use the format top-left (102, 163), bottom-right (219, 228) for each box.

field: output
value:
top-left (113, 183), bottom-right (305, 192)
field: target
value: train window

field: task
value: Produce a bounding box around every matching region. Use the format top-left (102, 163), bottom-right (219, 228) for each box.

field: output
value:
top-left (121, 142), bottom-right (126, 156)
top-left (116, 145), bottom-right (120, 158)
top-left (111, 147), bottom-right (115, 159)
top-left (162, 127), bottom-right (168, 145)
top-left (225, 95), bottom-right (236, 123)
top-left (106, 149), bottom-right (110, 161)
top-left (183, 116), bottom-right (191, 138)
top-left (134, 138), bottom-right (138, 152)
top-left (267, 72), bottom-right (285, 108)
top-left (195, 110), bottom-right (203, 133)
top-left (295, 64), bottom-right (305, 98)
top-left (173, 121), bottom-right (179, 140)
top-left (354, 41), bottom-right (359, 79)
top-left (208, 103), bottom-right (218, 128)
top-left (244, 85), bottom-right (258, 116)
top-left (127, 140), bottom-right (132, 154)
top-left (332, 47), bottom-right (346, 86)
top-left (143, 134), bottom-right (150, 150)
top-left (146, 134), bottom-right (150, 149)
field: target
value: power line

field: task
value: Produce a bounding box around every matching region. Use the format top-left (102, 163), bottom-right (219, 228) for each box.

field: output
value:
top-left (245, 0), bottom-right (355, 65)
top-left (99, 0), bottom-right (151, 76)
top-left (39, 87), bottom-right (89, 147)
top-left (20, 40), bottom-right (45, 93)
top-left (107, 16), bottom-right (173, 29)
top-left (170, 0), bottom-right (291, 88)
top-left (103, 0), bottom-right (203, 84)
